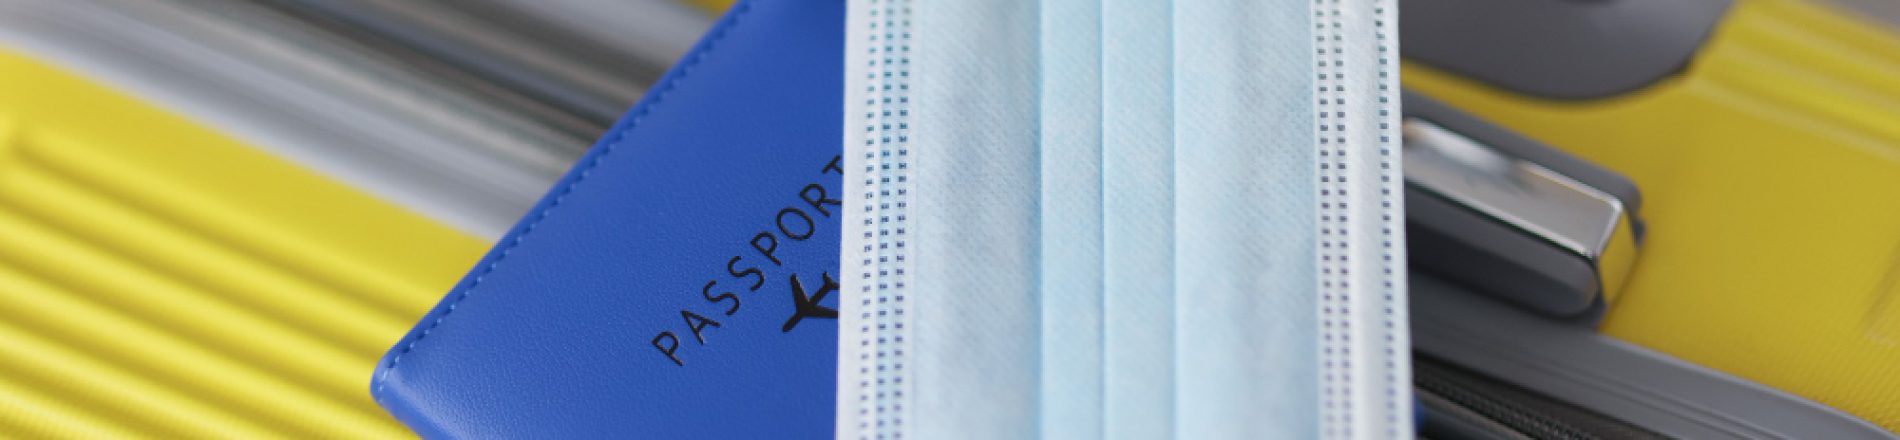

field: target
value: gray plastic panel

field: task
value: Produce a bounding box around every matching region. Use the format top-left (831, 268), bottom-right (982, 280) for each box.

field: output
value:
top-left (1413, 274), bottom-right (1899, 439)
top-left (1401, 0), bottom-right (1733, 100)
top-left (1832, 0), bottom-right (1900, 29)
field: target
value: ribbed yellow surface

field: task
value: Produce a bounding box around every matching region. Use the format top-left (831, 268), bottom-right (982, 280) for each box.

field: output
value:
top-left (1403, 0), bottom-right (1900, 432)
top-left (0, 49), bottom-right (489, 438)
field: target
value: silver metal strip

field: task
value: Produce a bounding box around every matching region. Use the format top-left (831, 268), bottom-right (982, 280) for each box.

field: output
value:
top-left (0, 0), bottom-right (705, 238)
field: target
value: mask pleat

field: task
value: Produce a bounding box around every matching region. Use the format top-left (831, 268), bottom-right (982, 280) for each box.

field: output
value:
top-left (1037, 0), bottom-right (1107, 438)
top-left (1099, 0), bottom-right (1178, 438)
top-left (838, 0), bottom-right (1410, 437)
top-left (1172, 0), bottom-right (1323, 438)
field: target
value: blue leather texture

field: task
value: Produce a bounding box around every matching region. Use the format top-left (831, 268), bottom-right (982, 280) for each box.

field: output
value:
top-left (371, 1), bottom-right (843, 437)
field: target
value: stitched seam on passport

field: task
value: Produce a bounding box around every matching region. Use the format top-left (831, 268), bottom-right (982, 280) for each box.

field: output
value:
top-left (372, 0), bottom-right (759, 402)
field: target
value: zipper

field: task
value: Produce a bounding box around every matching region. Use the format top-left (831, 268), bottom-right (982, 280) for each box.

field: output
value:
top-left (1415, 356), bottom-right (1667, 440)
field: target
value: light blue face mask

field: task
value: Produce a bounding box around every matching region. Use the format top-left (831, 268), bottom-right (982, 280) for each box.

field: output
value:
top-left (837, 0), bottom-right (1410, 438)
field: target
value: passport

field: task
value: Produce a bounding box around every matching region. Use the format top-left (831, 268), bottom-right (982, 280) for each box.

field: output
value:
top-left (370, 1), bottom-right (843, 437)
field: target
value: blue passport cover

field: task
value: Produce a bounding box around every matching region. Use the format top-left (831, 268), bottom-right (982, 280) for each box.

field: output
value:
top-left (371, 1), bottom-right (842, 437)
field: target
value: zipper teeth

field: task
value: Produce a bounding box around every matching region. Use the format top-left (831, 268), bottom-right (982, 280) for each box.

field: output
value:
top-left (1416, 373), bottom-right (1598, 440)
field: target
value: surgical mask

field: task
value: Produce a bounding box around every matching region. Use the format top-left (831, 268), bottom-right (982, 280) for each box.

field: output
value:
top-left (836, 0), bottom-right (1410, 438)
